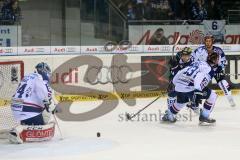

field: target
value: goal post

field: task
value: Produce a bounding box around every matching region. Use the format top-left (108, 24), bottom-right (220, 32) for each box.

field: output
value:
top-left (0, 61), bottom-right (24, 134)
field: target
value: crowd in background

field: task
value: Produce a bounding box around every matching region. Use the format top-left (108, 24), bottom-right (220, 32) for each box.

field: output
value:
top-left (125, 0), bottom-right (223, 21)
top-left (0, 0), bottom-right (21, 24)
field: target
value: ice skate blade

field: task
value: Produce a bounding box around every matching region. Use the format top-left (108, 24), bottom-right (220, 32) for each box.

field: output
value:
top-left (199, 121), bottom-right (216, 126)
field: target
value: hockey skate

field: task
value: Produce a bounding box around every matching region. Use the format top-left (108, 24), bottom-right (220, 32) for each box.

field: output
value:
top-left (161, 110), bottom-right (177, 123)
top-left (199, 109), bottom-right (216, 126)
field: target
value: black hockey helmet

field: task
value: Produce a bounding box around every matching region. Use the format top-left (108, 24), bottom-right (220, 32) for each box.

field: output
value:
top-left (181, 47), bottom-right (192, 56)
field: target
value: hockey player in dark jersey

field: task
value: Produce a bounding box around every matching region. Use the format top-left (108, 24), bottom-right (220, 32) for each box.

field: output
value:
top-left (192, 35), bottom-right (236, 107)
top-left (167, 47), bottom-right (195, 114)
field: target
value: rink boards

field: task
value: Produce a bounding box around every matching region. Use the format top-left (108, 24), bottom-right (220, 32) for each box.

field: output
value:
top-left (0, 45), bottom-right (240, 104)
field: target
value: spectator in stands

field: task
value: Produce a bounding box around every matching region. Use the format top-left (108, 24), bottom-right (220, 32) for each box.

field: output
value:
top-left (151, 0), bottom-right (174, 20)
top-left (149, 28), bottom-right (169, 45)
top-left (142, 0), bottom-right (152, 20)
top-left (1, 0), bottom-right (21, 24)
top-left (190, 0), bottom-right (207, 21)
top-left (175, 0), bottom-right (191, 20)
top-left (206, 0), bottom-right (222, 20)
top-left (168, 0), bottom-right (178, 19)
top-left (135, 0), bottom-right (143, 19)
top-left (127, 2), bottom-right (136, 20)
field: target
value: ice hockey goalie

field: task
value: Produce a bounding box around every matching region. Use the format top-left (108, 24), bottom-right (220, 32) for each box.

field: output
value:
top-left (9, 62), bottom-right (56, 144)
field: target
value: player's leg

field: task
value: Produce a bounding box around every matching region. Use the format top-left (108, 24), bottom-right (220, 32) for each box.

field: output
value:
top-left (8, 121), bottom-right (55, 144)
top-left (218, 79), bottom-right (235, 107)
top-left (199, 88), bottom-right (217, 125)
top-left (9, 105), bottom-right (55, 144)
top-left (162, 91), bottom-right (191, 123)
top-left (167, 90), bottom-right (177, 110)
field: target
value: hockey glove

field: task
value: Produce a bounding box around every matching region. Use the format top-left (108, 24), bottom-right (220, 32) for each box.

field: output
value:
top-left (43, 99), bottom-right (57, 114)
top-left (169, 58), bottom-right (178, 67)
top-left (192, 90), bottom-right (203, 107)
top-left (214, 66), bottom-right (225, 82)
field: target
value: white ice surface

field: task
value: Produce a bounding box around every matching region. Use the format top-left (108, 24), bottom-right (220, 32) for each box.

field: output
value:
top-left (1, 95), bottom-right (240, 160)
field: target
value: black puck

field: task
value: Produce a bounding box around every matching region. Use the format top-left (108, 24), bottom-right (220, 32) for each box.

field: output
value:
top-left (97, 132), bottom-right (101, 137)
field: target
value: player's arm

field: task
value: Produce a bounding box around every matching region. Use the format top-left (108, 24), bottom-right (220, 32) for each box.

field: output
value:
top-left (169, 52), bottom-right (182, 78)
top-left (35, 77), bottom-right (56, 113)
top-left (214, 47), bottom-right (227, 82)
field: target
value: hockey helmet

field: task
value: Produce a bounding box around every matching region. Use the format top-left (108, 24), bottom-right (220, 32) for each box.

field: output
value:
top-left (181, 47), bottom-right (192, 56)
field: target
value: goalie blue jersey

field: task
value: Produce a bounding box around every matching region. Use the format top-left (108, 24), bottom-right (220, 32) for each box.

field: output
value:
top-left (11, 73), bottom-right (52, 121)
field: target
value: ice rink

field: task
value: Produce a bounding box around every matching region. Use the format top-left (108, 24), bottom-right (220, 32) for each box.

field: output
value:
top-left (1, 95), bottom-right (240, 160)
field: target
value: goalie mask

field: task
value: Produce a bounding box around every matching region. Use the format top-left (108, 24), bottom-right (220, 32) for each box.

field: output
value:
top-left (35, 62), bottom-right (51, 82)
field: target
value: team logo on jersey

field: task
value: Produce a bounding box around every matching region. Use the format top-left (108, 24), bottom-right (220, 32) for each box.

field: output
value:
top-left (11, 67), bottom-right (18, 83)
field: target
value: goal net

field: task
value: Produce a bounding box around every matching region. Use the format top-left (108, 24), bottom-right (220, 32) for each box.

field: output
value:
top-left (0, 61), bottom-right (24, 133)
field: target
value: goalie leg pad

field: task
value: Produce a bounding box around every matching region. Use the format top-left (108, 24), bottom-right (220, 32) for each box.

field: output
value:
top-left (8, 122), bottom-right (55, 144)
top-left (9, 125), bottom-right (24, 144)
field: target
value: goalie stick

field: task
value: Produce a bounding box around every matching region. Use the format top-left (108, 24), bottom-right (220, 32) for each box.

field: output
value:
top-left (52, 94), bottom-right (64, 140)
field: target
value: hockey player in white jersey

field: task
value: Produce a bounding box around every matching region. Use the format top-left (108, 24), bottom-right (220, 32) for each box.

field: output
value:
top-left (162, 52), bottom-right (219, 125)
top-left (192, 35), bottom-right (236, 107)
top-left (167, 47), bottom-right (196, 113)
top-left (9, 62), bottom-right (56, 144)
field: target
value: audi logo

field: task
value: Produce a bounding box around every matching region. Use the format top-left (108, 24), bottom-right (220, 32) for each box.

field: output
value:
top-left (104, 40), bottom-right (132, 52)
top-left (85, 65), bottom-right (133, 85)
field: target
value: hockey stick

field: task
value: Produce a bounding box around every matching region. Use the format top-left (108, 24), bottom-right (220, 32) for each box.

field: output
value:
top-left (224, 73), bottom-right (240, 76)
top-left (53, 113), bottom-right (64, 140)
top-left (126, 95), bottom-right (161, 120)
top-left (171, 35), bottom-right (181, 58)
top-left (51, 93), bottom-right (64, 140)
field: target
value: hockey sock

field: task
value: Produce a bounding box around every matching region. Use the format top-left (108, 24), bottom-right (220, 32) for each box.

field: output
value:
top-left (202, 91), bottom-right (217, 118)
top-left (169, 102), bottom-right (184, 115)
top-left (218, 80), bottom-right (236, 106)
top-left (218, 79), bottom-right (231, 96)
top-left (167, 96), bottom-right (176, 109)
